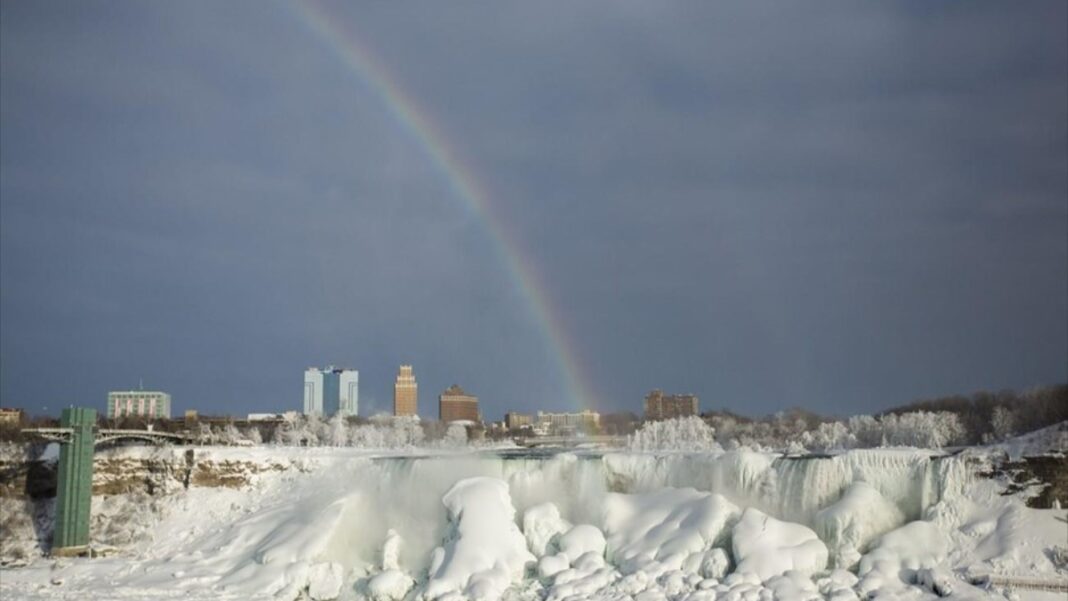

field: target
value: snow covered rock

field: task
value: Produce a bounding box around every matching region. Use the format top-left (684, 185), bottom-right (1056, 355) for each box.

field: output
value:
top-left (557, 524), bottom-right (606, 563)
top-left (381, 528), bottom-right (403, 571)
top-left (522, 502), bottom-right (572, 557)
top-left (814, 481), bottom-right (905, 569)
top-left (604, 489), bottom-right (740, 576)
top-left (916, 567), bottom-right (955, 597)
top-left (858, 520), bottom-right (948, 575)
top-left (856, 520), bottom-right (949, 596)
top-left (538, 553), bottom-right (570, 579)
top-left (731, 508), bottom-right (828, 581)
top-left (307, 562), bottom-right (343, 600)
top-left (422, 477), bottom-right (535, 601)
top-left (698, 548), bottom-right (730, 579)
top-left (368, 569), bottom-right (415, 601)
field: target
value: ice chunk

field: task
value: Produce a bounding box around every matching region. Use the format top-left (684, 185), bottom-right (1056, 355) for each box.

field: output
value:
top-left (858, 520), bottom-right (948, 575)
top-left (381, 529), bottom-right (402, 571)
top-left (423, 477), bottom-right (535, 601)
top-left (368, 569), bottom-right (415, 601)
top-left (814, 481), bottom-right (905, 568)
top-left (538, 553), bottom-right (569, 579)
top-left (557, 524), bottom-right (606, 563)
top-left (699, 548), bottom-right (730, 579)
top-left (307, 562), bottom-right (343, 600)
top-left (731, 508), bottom-right (828, 581)
top-left (856, 520), bottom-right (949, 596)
top-left (604, 488), bottom-right (740, 575)
top-left (523, 503), bottom-right (572, 557)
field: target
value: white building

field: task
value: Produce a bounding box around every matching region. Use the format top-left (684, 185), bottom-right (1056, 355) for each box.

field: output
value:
top-left (536, 410), bottom-right (600, 435)
top-left (303, 366), bottom-right (358, 417)
top-left (107, 390), bottom-right (171, 419)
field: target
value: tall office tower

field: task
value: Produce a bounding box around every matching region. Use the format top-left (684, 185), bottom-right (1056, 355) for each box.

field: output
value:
top-left (438, 384), bottom-right (479, 423)
top-left (393, 365), bottom-right (418, 416)
top-left (643, 389), bottom-right (699, 421)
top-left (107, 390), bottom-right (172, 419)
top-left (303, 366), bottom-right (359, 417)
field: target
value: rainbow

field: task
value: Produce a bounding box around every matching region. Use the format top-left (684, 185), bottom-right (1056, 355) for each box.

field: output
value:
top-left (290, 1), bottom-right (598, 412)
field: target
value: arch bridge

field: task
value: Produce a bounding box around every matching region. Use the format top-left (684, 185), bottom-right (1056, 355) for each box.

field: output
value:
top-left (22, 427), bottom-right (192, 446)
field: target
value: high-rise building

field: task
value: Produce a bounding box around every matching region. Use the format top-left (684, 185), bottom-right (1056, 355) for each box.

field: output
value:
top-left (107, 390), bottom-right (171, 419)
top-left (643, 390), bottom-right (699, 421)
top-left (393, 365), bottom-right (418, 416)
top-left (303, 366), bottom-right (359, 417)
top-left (439, 384), bottom-right (479, 423)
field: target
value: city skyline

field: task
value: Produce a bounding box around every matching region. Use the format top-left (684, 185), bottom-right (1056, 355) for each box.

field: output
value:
top-left (1, 3), bottom-right (1065, 420)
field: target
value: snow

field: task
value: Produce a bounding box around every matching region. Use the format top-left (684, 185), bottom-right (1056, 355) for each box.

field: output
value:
top-left (813, 481), bottom-right (905, 569)
top-left (603, 488), bottom-right (739, 577)
top-left (367, 569), bottom-right (415, 601)
top-left (1, 444), bottom-right (1065, 601)
top-left (856, 520), bottom-right (949, 596)
top-left (557, 525), bottom-right (606, 564)
top-left (307, 562), bottom-right (343, 600)
top-left (732, 508), bottom-right (829, 581)
top-left (522, 502), bottom-right (571, 557)
top-left (423, 477), bottom-right (535, 601)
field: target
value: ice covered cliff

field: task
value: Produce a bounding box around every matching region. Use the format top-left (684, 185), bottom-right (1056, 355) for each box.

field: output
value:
top-left (0, 446), bottom-right (1064, 601)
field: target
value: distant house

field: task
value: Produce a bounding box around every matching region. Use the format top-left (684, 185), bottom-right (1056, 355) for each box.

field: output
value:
top-left (0, 407), bottom-right (25, 426)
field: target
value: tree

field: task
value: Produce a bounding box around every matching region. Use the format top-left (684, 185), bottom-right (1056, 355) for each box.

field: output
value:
top-left (990, 406), bottom-right (1017, 442)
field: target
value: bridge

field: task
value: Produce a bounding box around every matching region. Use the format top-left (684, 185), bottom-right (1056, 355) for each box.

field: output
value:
top-left (21, 408), bottom-right (192, 556)
top-left (516, 435), bottom-right (626, 448)
top-left (22, 427), bottom-right (192, 446)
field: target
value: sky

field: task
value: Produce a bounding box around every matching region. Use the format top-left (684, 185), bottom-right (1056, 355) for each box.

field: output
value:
top-left (1, 1), bottom-right (1065, 421)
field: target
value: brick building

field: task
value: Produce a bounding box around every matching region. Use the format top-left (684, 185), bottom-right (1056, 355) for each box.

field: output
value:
top-left (439, 385), bottom-right (479, 423)
top-left (643, 390), bottom-right (699, 421)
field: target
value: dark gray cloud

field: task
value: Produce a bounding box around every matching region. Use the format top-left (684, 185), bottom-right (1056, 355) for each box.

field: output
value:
top-left (2, 1), bottom-right (1065, 419)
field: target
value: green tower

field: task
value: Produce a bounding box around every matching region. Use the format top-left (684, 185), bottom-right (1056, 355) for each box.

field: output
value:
top-left (52, 407), bottom-right (96, 555)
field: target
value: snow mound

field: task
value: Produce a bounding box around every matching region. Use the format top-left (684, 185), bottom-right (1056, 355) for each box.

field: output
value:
top-left (603, 488), bottom-right (739, 577)
top-left (523, 502), bottom-right (572, 558)
top-left (307, 562), bottom-right (343, 600)
top-left (557, 524), bottom-right (606, 563)
top-left (368, 569), bottom-right (415, 601)
top-left (814, 481), bottom-right (905, 569)
top-left (856, 520), bottom-right (949, 595)
top-left (732, 508), bottom-right (828, 581)
top-left (423, 477), bottom-right (535, 601)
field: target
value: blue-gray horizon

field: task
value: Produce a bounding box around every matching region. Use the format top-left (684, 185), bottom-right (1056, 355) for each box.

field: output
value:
top-left (1, 2), bottom-right (1065, 420)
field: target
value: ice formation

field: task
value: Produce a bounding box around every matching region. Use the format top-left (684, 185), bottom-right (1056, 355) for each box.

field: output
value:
top-left (732, 508), bottom-right (829, 581)
top-left (1, 444), bottom-right (1064, 601)
top-left (423, 477), bottom-right (535, 601)
top-left (813, 481), bottom-right (905, 568)
top-left (603, 488), bottom-right (739, 576)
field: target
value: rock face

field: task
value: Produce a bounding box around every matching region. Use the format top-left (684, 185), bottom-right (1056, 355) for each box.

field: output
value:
top-left (0, 446), bottom-right (288, 499)
top-left (988, 454), bottom-right (1068, 508)
top-left (0, 444), bottom-right (293, 564)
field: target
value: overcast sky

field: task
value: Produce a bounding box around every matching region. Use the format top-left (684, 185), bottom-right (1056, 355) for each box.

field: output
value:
top-left (2, 1), bottom-right (1065, 420)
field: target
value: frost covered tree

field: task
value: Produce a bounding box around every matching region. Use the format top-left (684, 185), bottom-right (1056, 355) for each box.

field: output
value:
top-left (628, 416), bottom-right (720, 451)
top-left (327, 413), bottom-right (349, 447)
top-left (801, 421), bottom-right (855, 452)
top-left (990, 406), bottom-right (1017, 442)
top-left (442, 423), bottom-right (468, 447)
top-left (244, 426), bottom-right (263, 445)
top-left (194, 423), bottom-right (216, 445)
top-left (216, 423), bottom-right (246, 446)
